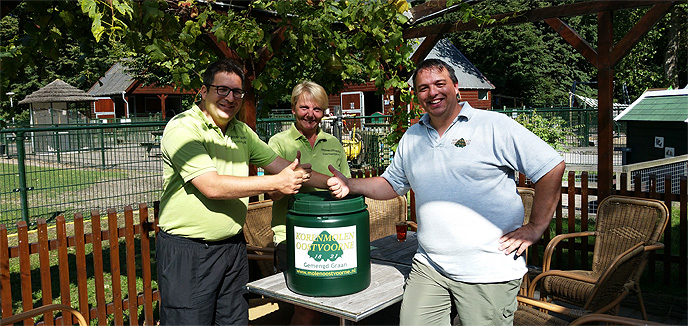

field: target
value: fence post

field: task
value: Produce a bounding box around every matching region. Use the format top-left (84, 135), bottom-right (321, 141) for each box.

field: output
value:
top-left (54, 130), bottom-right (62, 164)
top-left (15, 130), bottom-right (30, 223)
top-left (100, 124), bottom-right (106, 168)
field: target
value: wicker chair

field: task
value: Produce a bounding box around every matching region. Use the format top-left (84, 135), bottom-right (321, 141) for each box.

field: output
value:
top-left (528, 195), bottom-right (669, 320)
top-left (0, 304), bottom-right (87, 326)
top-left (517, 187), bottom-right (535, 296)
top-left (516, 242), bottom-right (659, 325)
top-left (243, 200), bottom-right (277, 277)
top-left (366, 195), bottom-right (408, 241)
top-left (517, 187), bottom-right (535, 224)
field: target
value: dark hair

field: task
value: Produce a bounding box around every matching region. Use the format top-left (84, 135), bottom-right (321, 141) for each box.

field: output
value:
top-left (202, 58), bottom-right (246, 89)
top-left (411, 58), bottom-right (458, 89)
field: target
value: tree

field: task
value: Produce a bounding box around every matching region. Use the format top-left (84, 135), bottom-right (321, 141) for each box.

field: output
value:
top-left (436, 1), bottom-right (686, 106)
top-left (72, 0), bottom-right (416, 108)
top-left (614, 3), bottom-right (687, 100)
top-left (0, 2), bottom-right (115, 121)
top-left (439, 0), bottom-right (597, 107)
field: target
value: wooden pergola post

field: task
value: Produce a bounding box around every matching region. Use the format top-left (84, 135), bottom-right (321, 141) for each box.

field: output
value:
top-left (597, 10), bottom-right (614, 200)
top-left (158, 94), bottom-right (168, 120)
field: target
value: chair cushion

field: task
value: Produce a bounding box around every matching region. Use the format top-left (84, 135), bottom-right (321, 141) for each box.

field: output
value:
top-left (514, 306), bottom-right (569, 326)
top-left (541, 270), bottom-right (596, 306)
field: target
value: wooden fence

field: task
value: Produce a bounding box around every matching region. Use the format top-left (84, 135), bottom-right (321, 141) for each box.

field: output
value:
top-left (0, 171), bottom-right (685, 325)
top-left (0, 204), bottom-right (159, 325)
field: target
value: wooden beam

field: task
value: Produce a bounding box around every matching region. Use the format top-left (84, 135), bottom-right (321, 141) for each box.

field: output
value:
top-left (254, 26), bottom-right (288, 75)
top-left (597, 10), bottom-right (614, 200)
top-left (403, 1), bottom-right (676, 39)
top-left (545, 18), bottom-right (598, 68)
top-left (611, 2), bottom-right (675, 66)
top-left (407, 0), bottom-right (488, 26)
top-left (411, 35), bottom-right (443, 65)
top-left (203, 33), bottom-right (242, 61)
top-left (408, 0), bottom-right (448, 23)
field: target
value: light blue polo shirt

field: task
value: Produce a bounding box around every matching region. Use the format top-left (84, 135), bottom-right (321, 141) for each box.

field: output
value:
top-left (381, 102), bottom-right (563, 283)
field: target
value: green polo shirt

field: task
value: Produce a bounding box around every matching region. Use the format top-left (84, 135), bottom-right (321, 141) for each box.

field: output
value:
top-left (158, 105), bottom-right (278, 241)
top-left (268, 124), bottom-right (351, 244)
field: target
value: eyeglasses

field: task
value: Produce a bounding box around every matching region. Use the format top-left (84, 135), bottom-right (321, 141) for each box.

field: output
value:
top-left (207, 85), bottom-right (247, 99)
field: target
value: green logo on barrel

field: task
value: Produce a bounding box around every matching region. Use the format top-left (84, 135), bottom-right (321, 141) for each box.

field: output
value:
top-left (307, 230), bottom-right (344, 262)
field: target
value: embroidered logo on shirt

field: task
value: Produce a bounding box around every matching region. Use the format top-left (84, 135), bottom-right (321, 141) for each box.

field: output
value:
top-left (453, 138), bottom-right (470, 148)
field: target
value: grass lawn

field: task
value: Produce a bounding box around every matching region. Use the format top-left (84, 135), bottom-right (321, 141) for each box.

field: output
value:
top-left (0, 162), bottom-right (128, 225)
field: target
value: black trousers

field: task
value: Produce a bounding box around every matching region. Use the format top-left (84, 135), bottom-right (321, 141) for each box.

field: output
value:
top-left (156, 230), bottom-right (248, 325)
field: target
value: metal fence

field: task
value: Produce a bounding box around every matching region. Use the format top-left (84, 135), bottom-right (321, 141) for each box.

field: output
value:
top-left (2, 107), bottom-right (648, 227)
top-left (494, 107), bottom-right (627, 148)
top-left (0, 121), bottom-right (166, 227)
top-left (0, 115), bottom-right (393, 227)
top-left (256, 114), bottom-right (394, 170)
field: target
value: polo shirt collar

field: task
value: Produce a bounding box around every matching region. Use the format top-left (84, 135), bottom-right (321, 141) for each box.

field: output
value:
top-left (191, 104), bottom-right (238, 133)
top-left (288, 123), bottom-right (327, 143)
top-left (418, 101), bottom-right (475, 129)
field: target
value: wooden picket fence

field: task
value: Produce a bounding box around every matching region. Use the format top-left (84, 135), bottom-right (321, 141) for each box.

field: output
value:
top-left (0, 204), bottom-right (160, 325)
top-left (0, 170), bottom-right (685, 325)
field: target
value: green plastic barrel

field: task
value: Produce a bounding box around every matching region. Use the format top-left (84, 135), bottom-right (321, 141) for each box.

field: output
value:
top-left (286, 191), bottom-right (371, 296)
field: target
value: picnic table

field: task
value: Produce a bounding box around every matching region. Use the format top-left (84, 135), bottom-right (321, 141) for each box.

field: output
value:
top-left (247, 232), bottom-right (417, 325)
top-left (140, 129), bottom-right (164, 156)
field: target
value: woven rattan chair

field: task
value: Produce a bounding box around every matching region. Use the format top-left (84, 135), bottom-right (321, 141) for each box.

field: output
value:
top-left (517, 187), bottom-right (535, 295)
top-left (243, 200), bottom-right (277, 277)
top-left (0, 304), bottom-right (87, 326)
top-left (366, 195), bottom-right (408, 241)
top-left (518, 187), bottom-right (535, 224)
top-left (528, 195), bottom-right (669, 320)
top-left (517, 242), bottom-right (658, 325)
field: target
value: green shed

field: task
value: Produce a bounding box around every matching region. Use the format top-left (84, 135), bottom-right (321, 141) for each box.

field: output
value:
top-left (615, 88), bottom-right (688, 164)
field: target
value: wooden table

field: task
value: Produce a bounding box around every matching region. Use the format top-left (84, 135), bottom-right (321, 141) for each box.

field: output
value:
top-left (246, 232), bottom-right (417, 325)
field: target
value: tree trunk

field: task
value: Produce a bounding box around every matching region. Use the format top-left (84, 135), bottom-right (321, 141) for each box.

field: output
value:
top-left (664, 5), bottom-right (685, 89)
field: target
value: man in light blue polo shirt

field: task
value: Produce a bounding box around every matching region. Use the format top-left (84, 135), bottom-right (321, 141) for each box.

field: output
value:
top-left (327, 59), bottom-right (565, 325)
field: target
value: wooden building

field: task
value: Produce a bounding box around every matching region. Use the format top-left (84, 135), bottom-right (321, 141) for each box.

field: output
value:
top-left (87, 62), bottom-right (196, 120)
top-left (614, 88), bottom-right (688, 164)
top-left (327, 38), bottom-right (495, 118)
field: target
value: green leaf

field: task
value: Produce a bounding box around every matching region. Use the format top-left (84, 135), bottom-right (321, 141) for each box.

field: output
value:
top-left (91, 14), bottom-right (105, 42)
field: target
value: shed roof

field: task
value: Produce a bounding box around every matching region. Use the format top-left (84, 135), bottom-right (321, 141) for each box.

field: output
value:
top-left (615, 88), bottom-right (688, 123)
top-left (87, 62), bottom-right (135, 96)
top-left (18, 79), bottom-right (95, 104)
top-left (571, 92), bottom-right (628, 110)
top-left (408, 38), bottom-right (495, 90)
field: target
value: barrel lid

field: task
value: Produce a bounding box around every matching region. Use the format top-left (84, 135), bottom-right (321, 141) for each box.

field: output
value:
top-left (288, 191), bottom-right (367, 215)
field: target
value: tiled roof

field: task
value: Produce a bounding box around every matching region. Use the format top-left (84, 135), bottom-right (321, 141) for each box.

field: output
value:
top-left (615, 88), bottom-right (688, 123)
top-left (409, 38), bottom-right (495, 90)
top-left (87, 62), bottom-right (135, 96)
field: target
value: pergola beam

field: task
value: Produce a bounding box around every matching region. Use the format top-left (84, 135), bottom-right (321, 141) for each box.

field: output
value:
top-left (404, 1), bottom-right (672, 39)
top-left (545, 18), bottom-right (598, 68)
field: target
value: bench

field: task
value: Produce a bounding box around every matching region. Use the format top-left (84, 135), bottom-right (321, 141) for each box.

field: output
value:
top-left (139, 142), bottom-right (161, 156)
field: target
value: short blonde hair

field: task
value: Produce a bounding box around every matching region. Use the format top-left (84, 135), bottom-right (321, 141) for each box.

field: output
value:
top-left (291, 81), bottom-right (328, 110)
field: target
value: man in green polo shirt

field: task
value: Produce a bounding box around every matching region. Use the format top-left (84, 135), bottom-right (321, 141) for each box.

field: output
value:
top-left (268, 81), bottom-right (351, 325)
top-left (156, 59), bottom-right (315, 325)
